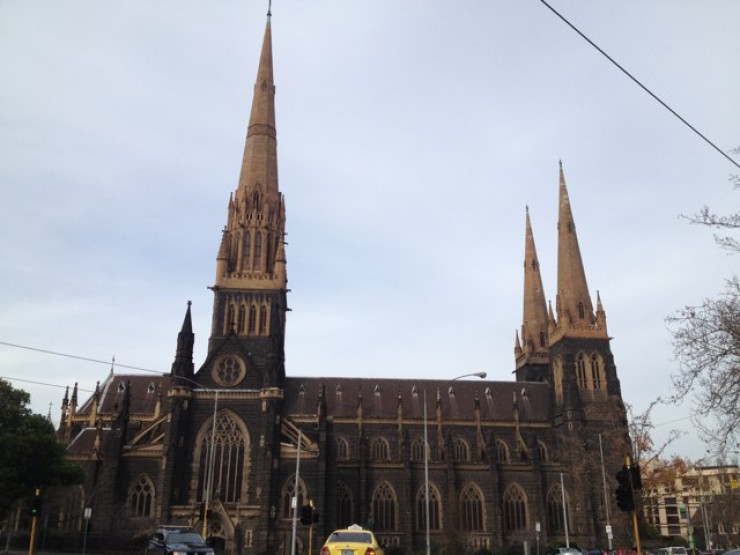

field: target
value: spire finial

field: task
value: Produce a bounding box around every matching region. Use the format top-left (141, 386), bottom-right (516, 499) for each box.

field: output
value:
top-left (267, 0), bottom-right (272, 17)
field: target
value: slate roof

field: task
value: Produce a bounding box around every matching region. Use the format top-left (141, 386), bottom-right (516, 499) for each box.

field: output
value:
top-left (283, 377), bottom-right (551, 423)
top-left (66, 427), bottom-right (111, 455)
top-left (77, 373), bottom-right (169, 416)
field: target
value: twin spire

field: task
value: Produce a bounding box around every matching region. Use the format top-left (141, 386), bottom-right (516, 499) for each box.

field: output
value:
top-left (516, 163), bottom-right (608, 369)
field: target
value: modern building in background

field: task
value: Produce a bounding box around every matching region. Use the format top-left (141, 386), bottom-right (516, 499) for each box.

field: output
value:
top-left (642, 463), bottom-right (739, 549)
top-left (47, 12), bottom-right (635, 554)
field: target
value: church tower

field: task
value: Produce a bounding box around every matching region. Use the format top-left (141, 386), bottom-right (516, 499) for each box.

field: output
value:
top-left (515, 206), bottom-right (550, 382)
top-left (207, 12), bottom-right (287, 388)
top-left (547, 162), bottom-right (619, 419)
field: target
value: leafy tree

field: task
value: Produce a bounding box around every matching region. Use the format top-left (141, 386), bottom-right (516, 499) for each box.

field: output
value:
top-left (667, 147), bottom-right (740, 457)
top-left (0, 378), bottom-right (84, 520)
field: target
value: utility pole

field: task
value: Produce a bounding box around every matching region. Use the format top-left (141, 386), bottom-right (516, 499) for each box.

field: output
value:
top-left (290, 429), bottom-right (302, 555)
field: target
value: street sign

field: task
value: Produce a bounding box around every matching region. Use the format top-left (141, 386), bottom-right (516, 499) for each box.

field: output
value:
top-left (606, 525), bottom-right (612, 534)
top-left (84, 508), bottom-right (91, 520)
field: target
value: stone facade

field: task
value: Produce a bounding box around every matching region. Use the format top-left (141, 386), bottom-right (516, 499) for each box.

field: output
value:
top-left (50, 13), bottom-right (636, 555)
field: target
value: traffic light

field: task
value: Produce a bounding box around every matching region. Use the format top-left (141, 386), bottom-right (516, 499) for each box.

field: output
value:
top-left (28, 493), bottom-right (42, 518)
top-left (300, 504), bottom-right (313, 525)
top-left (312, 510), bottom-right (320, 524)
top-left (615, 467), bottom-right (635, 512)
top-left (630, 465), bottom-right (642, 490)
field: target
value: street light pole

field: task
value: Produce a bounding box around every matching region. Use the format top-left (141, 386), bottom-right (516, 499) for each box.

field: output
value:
top-left (424, 372), bottom-right (487, 555)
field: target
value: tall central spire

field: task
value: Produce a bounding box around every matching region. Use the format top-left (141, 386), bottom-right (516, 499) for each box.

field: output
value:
top-left (236, 14), bottom-right (278, 207)
top-left (215, 14), bottom-right (285, 291)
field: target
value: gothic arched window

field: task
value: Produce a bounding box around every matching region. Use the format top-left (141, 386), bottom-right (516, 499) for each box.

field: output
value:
top-left (503, 484), bottom-right (528, 532)
top-left (591, 354), bottom-right (603, 390)
top-left (248, 305), bottom-right (257, 334)
top-left (259, 305), bottom-right (267, 334)
top-left (411, 438), bottom-right (426, 462)
top-left (197, 412), bottom-right (248, 504)
top-left (254, 232), bottom-right (262, 263)
top-left (252, 190), bottom-right (261, 212)
top-left (538, 441), bottom-right (549, 463)
top-left (372, 482), bottom-right (398, 532)
top-left (129, 474), bottom-right (155, 518)
top-left (453, 437), bottom-right (470, 462)
top-left (578, 301), bottom-right (585, 319)
top-left (496, 440), bottom-right (509, 463)
top-left (576, 353), bottom-right (588, 389)
top-left (237, 305), bottom-right (245, 334)
top-left (226, 304), bottom-right (235, 334)
top-left (460, 483), bottom-right (485, 532)
top-left (336, 482), bottom-right (353, 529)
top-left (416, 484), bottom-right (442, 531)
top-left (371, 438), bottom-right (390, 460)
top-left (282, 475), bottom-right (307, 520)
top-left (336, 437), bottom-right (350, 460)
top-left (243, 231), bottom-right (251, 266)
top-left (546, 484), bottom-right (571, 535)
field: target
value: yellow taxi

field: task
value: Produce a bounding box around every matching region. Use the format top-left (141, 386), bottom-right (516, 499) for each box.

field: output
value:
top-left (320, 524), bottom-right (385, 555)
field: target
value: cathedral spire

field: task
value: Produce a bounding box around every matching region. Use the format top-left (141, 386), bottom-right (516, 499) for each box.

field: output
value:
top-left (554, 162), bottom-right (607, 338)
top-left (236, 14), bottom-right (277, 206)
top-left (518, 206), bottom-right (549, 364)
top-left (171, 301), bottom-right (195, 379)
top-left (214, 13), bottom-right (285, 291)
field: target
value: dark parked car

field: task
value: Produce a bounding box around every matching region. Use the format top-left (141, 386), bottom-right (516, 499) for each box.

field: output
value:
top-left (146, 526), bottom-right (215, 555)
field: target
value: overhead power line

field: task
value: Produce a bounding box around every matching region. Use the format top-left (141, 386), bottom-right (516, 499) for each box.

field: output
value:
top-left (0, 340), bottom-right (162, 374)
top-left (539, 0), bottom-right (740, 171)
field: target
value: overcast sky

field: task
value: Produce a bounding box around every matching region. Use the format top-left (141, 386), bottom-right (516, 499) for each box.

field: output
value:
top-left (1, 1), bottom-right (738, 462)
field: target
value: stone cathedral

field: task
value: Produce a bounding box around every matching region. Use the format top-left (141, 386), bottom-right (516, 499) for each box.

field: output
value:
top-left (52, 12), bottom-right (634, 555)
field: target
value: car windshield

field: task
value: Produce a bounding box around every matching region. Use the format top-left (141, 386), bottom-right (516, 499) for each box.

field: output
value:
top-left (168, 533), bottom-right (205, 544)
top-left (328, 532), bottom-right (372, 543)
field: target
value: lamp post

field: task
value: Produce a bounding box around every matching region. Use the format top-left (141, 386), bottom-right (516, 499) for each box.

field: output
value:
top-left (424, 371), bottom-right (487, 555)
top-left (171, 375), bottom-right (219, 538)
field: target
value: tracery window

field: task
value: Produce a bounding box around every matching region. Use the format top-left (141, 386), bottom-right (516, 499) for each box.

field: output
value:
top-left (415, 484), bottom-right (442, 531)
top-left (453, 437), bottom-right (470, 462)
top-left (503, 484), bottom-right (527, 532)
top-left (371, 438), bottom-right (390, 460)
top-left (372, 482), bottom-right (398, 531)
top-left (129, 474), bottom-right (155, 518)
top-left (591, 354), bottom-right (603, 390)
top-left (460, 483), bottom-right (485, 532)
top-left (546, 484), bottom-right (571, 535)
top-left (411, 438), bottom-right (426, 462)
top-left (197, 412), bottom-right (248, 504)
top-left (336, 436), bottom-right (350, 460)
top-left (282, 475), bottom-right (307, 519)
top-left (496, 440), bottom-right (509, 463)
top-left (336, 482), bottom-right (353, 529)
top-left (576, 353), bottom-right (588, 389)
